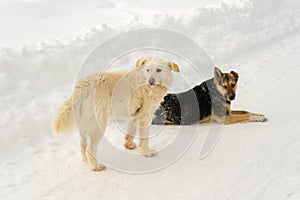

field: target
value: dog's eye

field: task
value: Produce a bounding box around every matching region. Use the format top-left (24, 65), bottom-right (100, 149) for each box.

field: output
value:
top-left (224, 86), bottom-right (228, 89)
top-left (231, 83), bottom-right (235, 87)
top-left (156, 68), bottom-right (162, 72)
top-left (146, 69), bottom-right (150, 72)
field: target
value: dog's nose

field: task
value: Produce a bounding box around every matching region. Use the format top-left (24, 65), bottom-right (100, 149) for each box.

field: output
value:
top-left (229, 95), bottom-right (235, 101)
top-left (148, 78), bottom-right (156, 85)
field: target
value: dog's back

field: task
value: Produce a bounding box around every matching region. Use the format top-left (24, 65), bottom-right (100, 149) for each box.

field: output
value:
top-left (152, 79), bottom-right (213, 125)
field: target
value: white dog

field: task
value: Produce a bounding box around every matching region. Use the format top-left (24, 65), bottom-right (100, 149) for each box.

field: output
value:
top-left (52, 57), bottom-right (180, 171)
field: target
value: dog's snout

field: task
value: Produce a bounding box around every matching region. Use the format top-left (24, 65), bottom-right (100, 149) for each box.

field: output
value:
top-left (229, 94), bottom-right (235, 101)
top-left (148, 78), bottom-right (156, 85)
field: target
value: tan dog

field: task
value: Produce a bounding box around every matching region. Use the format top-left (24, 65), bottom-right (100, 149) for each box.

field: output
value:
top-left (52, 57), bottom-right (180, 171)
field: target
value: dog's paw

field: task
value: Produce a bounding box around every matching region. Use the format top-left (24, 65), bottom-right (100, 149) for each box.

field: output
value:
top-left (142, 149), bottom-right (158, 158)
top-left (250, 114), bottom-right (268, 122)
top-left (82, 155), bottom-right (87, 162)
top-left (90, 163), bottom-right (106, 172)
top-left (124, 140), bottom-right (137, 150)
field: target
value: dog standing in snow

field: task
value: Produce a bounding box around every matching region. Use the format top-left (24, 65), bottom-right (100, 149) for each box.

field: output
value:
top-left (52, 57), bottom-right (180, 171)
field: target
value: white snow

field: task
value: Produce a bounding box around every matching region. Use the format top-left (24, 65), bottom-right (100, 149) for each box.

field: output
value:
top-left (0, 0), bottom-right (221, 46)
top-left (1, 0), bottom-right (300, 199)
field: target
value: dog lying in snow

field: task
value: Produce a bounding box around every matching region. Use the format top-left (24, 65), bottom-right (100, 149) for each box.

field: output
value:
top-left (152, 67), bottom-right (267, 125)
top-left (52, 57), bottom-right (180, 171)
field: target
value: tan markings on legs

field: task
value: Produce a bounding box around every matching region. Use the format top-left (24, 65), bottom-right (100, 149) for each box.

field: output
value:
top-left (163, 120), bottom-right (177, 125)
top-left (223, 114), bottom-right (251, 124)
top-left (212, 111), bottom-right (251, 124)
top-left (231, 110), bottom-right (250, 115)
top-left (214, 110), bottom-right (267, 125)
top-left (232, 110), bottom-right (267, 122)
top-left (199, 115), bottom-right (212, 124)
top-left (226, 103), bottom-right (231, 115)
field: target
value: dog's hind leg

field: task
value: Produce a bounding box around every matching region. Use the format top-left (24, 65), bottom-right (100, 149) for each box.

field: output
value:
top-left (124, 119), bottom-right (137, 150)
top-left (198, 116), bottom-right (212, 124)
top-left (86, 130), bottom-right (106, 171)
top-left (86, 115), bottom-right (107, 172)
top-left (79, 132), bottom-right (87, 162)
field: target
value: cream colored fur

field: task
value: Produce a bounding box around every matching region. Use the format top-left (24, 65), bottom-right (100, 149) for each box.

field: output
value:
top-left (52, 57), bottom-right (180, 171)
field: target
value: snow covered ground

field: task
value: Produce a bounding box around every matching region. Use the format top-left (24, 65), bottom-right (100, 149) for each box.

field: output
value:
top-left (1, 0), bottom-right (300, 199)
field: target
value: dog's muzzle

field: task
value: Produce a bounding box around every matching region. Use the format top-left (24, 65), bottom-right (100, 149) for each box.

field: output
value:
top-left (148, 78), bottom-right (156, 85)
top-left (229, 94), bottom-right (235, 101)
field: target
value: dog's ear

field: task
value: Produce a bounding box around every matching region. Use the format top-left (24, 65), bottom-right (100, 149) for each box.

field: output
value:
top-left (136, 58), bottom-right (147, 68)
top-left (214, 67), bottom-right (222, 79)
top-left (168, 62), bottom-right (180, 73)
top-left (230, 71), bottom-right (239, 81)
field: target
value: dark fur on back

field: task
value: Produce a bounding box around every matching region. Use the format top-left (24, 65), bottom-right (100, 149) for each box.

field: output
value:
top-left (152, 78), bottom-right (230, 125)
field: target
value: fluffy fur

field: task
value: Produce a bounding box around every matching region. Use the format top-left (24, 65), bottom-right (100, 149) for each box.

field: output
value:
top-left (52, 57), bottom-right (180, 171)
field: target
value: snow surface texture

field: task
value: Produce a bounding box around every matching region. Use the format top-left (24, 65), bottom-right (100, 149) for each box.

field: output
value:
top-left (1, 0), bottom-right (300, 199)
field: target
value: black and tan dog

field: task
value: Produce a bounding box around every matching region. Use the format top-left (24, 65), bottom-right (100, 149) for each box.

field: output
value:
top-left (152, 67), bottom-right (267, 125)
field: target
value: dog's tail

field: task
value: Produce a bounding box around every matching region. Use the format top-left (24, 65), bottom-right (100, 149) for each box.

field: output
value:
top-left (52, 94), bottom-right (74, 134)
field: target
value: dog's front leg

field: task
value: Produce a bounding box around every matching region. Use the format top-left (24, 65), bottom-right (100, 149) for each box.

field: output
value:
top-left (231, 110), bottom-right (267, 122)
top-left (124, 119), bottom-right (137, 150)
top-left (212, 109), bottom-right (250, 124)
top-left (138, 117), bottom-right (157, 157)
top-left (249, 112), bottom-right (268, 122)
top-left (86, 130), bottom-right (106, 172)
top-left (139, 126), bottom-right (158, 157)
top-left (214, 112), bottom-right (267, 124)
top-left (230, 110), bottom-right (250, 115)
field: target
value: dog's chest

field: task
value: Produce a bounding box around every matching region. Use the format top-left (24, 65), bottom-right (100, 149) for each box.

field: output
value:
top-left (130, 86), bottom-right (167, 116)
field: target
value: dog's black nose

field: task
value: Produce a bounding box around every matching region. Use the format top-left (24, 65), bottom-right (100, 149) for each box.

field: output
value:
top-left (148, 78), bottom-right (155, 85)
top-left (229, 95), bottom-right (235, 101)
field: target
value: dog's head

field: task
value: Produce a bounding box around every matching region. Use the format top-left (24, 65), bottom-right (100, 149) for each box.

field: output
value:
top-left (214, 67), bottom-right (239, 101)
top-left (136, 57), bottom-right (180, 87)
